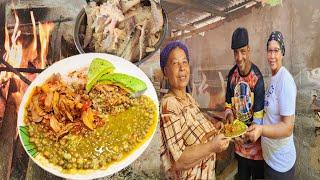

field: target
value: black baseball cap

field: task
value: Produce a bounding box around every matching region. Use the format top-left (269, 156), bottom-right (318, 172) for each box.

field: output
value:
top-left (231, 27), bottom-right (249, 49)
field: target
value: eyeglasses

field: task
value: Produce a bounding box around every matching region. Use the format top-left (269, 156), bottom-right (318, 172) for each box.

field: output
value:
top-left (267, 48), bottom-right (281, 55)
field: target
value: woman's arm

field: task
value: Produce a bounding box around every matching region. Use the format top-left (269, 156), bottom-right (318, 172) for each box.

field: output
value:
top-left (261, 115), bottom-right (294, 138)
top-left (173, 134), bottom-right (229, 171)
top-left (246, 70), bottom-right (296, 142)
top-left (161, 97), bottom-right (229, 173)
top-left (202, 112), bottom-right (224, 130)
top-left (246, 115), bottom-right (294, 142)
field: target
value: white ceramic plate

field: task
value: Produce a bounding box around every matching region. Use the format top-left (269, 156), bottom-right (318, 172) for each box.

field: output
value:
top-left (17, 53), bottom-right (159, 179)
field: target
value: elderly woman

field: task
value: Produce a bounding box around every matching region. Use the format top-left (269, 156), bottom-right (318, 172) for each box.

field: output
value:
top-left (159, 41), bottom-right (230, 179)
top-left (246, 31), bottom-right (297, 179)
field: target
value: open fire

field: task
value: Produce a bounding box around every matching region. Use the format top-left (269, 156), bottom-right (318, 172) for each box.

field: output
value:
top-left (0, 1), bottom-right (85, 178)
top-left (0, 7), bottom-right (55, 127)
top-left (2, 10), bottom-right (54, 79)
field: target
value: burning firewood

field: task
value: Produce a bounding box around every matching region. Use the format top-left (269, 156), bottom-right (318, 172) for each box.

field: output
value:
top-left (0, 95), bottom-right (5, 128)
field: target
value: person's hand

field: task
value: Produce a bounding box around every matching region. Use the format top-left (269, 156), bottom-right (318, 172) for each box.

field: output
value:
top-left (225, 113), bottom-right (234, 124)
top-left (214, 121), bottom-right (224, 130)
top-left (234, 135), bottom-right (245, 146)
top-left (168, 166), bottom-right (180, 180)
top-left (245, 124), bottom-right (263, 143)
top-left (212, 134), bottom-right (230, 153)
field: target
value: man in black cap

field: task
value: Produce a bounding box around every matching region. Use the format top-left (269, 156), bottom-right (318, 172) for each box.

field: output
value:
top-left (224, 27), bottom-right (265, 180)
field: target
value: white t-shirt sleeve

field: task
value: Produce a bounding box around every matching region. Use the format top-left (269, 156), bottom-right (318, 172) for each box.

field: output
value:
top-left (278, 71), bottom-right (296, 116)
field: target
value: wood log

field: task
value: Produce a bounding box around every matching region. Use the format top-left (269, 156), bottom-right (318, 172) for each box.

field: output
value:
top-left (0, 67), bottom-right (44, 73)
top-left (216, 158), bottom-right (238, 180)
top-left (0, 80), bottom-right (10, 101)
top-left (10, 139), bottom-right (29, 180)
top-left (0, 78), bottom-right (17, 180)
top-left (0, 95), bottom-right (5, 129)
top-left (0, 58), bottom-right (31, 85)
top-left (50, 17), bottom-right (63, 65)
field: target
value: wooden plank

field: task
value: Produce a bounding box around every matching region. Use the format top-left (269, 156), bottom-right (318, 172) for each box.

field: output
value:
top-left (217, 159), bottom-right (238, 180)
top-left (190, 15), bottom-right (222, 26)
top-left (164, 0), bottom-right (225, 16)
top-left (25, 160), bottom-right (63, 180)
top-left (169, 20), bottom-right (197, 31)
top-left (10, 139), bottom-right (29, 180)
top-left (0, 79), bottom-right (17, 180)
top-left (168, 20), bottom-right (224, 41)
top-left (225, 0), bottom-right (254, 13)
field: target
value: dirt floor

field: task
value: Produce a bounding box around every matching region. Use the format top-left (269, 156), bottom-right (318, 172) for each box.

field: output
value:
top-left (294, 93), bottom-right (320, 180)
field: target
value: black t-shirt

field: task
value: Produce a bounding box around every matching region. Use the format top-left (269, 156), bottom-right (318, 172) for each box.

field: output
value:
top-left (225, 63), bottom-right (265, 124)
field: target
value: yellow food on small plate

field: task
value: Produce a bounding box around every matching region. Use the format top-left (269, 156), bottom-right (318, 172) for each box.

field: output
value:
top-left (223, 119), bottom-right (248, 138)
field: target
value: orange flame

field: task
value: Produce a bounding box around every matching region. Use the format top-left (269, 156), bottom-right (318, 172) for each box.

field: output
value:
top-left (3, 10), bottom-right (54, 70)
top-left (5, 11), bottom-right (23, 68)
top-left (1, 23), bottom-right (10, 81)
top-left (22, 11), bottom-right (38, 68)
top-left (4, 23), bottom-right (10, 58)
top-left (39, 22), bottom-right (54, 69)
top-left (1, 7), bottom-right (55, 110)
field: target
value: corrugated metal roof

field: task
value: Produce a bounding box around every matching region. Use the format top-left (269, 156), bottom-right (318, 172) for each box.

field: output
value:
top-left (163, 0), bottom-right (259, 39)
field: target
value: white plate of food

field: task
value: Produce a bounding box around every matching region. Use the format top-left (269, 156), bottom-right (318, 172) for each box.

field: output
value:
top-left (17, 53), bottom-right (159, 179)
top-left (223, 120), bottom-right (248, 139)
